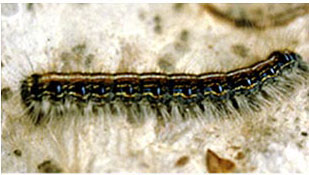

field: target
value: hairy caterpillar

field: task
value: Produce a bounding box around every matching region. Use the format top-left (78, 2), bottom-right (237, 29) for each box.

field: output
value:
top-left (20, 50), bottom-right (309, 124)
top-left (2, 4), bottom-right (309, 173)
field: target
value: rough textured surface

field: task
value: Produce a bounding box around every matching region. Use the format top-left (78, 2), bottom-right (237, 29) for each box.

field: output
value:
top-left (1, 4), bottom-right (309, 173)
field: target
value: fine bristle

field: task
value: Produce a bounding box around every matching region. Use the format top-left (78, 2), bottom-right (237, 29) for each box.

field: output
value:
top-left (19, 50), bottom-right (309, 124)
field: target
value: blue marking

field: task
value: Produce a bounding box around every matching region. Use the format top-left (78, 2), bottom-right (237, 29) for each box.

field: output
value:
top-left (277, 62), bottom-right (284, 67)
top-left (81, 86), bottom-right (86, 95)
top-left (173, 88), bottom-right (182, 93)
top-left (100, 87), bottom-right (105, 94)
top-left (56, 84), bottom-right (62, 94)
top-left (261, 72), bottom-right (268, 78)
top-left (156, 87), bottom-right (161, 95)
top-left (187, 88), bottom-right (192, 96)
top-left (269, 68), bottom-right (275, 75)
top-left (246, 78), bottom-right (252, 86)
top-left (217, 85), bottom-right (223, 93)
top-left (128, 86), bottom-right (133, 94)
top-left (283, 54), bottom-right (290, 62)
top-left (143, 88), bottom-right (152, 92)
top-left (204, 87), bottom-right (212, 92)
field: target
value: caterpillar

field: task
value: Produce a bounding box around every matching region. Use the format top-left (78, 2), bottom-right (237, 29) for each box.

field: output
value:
top-left (20, 49), bottom-right (309, 124)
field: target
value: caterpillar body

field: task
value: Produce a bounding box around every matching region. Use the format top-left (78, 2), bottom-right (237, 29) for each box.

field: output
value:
top-left (20, 50), bottom-right (309, 124)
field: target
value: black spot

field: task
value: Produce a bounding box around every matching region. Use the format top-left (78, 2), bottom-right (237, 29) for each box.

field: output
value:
top-left (230, 97), bottom-right (240, 110)
top-left (180, 30), bottom-right (189, 42)
top-left (301, 132), bottom-right (308, 137)
top-left (27, 3), bottom-right (33, 11)
top-left (198, 102), bottom-right (205, 112)
top-left (138, 11), bottom-right (146, 20)
top-left (1, 87), bottom-right (12, 101)
top-left (158, 57), bottom-right (174, 72)
top-left (71, 43), bottom-right (86, 55)
top-left (153, 15), bottom-right (162, 34)
top-left (153, 15), bottom-right (161, 23)
top-left (234, 18), bottom-right (256, 28)
top-left (37, 160), bottom-right (62, 173)
top-left (260, 90), bottom-right (272, 100)
top-left (173, 3), bottom-right (184, 11)
top-left (231, 44), bottom-right (249, 58)
top-left (154, 25), bottom-right (162, 34)
top-left (85, 54), bottom-right (94, 66)
top-left (13, 149), bottom-right (22, 157)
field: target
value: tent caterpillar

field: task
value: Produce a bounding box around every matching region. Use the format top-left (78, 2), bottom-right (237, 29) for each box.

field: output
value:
top-left (20, 49), bottom-right (309, 124)
top-left (2, 4), bottom-right (309, 173)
